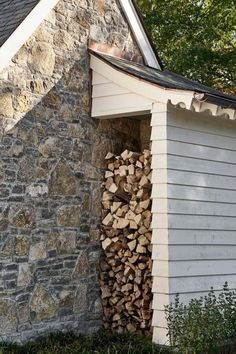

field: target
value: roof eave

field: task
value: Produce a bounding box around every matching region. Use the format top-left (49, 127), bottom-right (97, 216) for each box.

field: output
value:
top-left (90, 52), bottom-right (236, 121)
top-left (195, 93), bottom-right (236, 111)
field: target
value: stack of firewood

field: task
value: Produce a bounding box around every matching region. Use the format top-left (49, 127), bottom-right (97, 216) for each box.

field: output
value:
top-left (100, 149), bottom-right (153, 334)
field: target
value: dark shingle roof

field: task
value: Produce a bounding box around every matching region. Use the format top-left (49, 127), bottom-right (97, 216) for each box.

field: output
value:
top-left (0, 0), bottom-right (40, 47)
top-left (92, 51), bottom-right (236, 110)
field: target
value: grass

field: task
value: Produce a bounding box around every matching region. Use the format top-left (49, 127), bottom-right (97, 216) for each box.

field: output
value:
top-left (0, 331), bottom-right (172, 354)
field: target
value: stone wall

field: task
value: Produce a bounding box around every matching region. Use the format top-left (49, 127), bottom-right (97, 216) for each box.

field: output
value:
top-left (140, 117), bottom-right (151, 151)
top-left (0, 0), bottom-right (141, 342)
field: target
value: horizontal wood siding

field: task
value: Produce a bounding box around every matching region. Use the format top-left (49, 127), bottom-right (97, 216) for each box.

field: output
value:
top-left (152, 259), bottom-right (236, 277)
top-left (92, 69), bottom-right (153, 118)
top-left (151, 104), bottom-right (236, 344)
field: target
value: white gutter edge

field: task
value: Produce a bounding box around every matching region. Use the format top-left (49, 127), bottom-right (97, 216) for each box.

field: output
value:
top-left (0, 0), bottom-right (60, 73)
top-left (119, 0), bottom-right (161, 70)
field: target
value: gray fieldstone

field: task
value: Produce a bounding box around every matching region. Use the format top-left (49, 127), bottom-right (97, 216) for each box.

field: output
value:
top-left (0, 299), bottom-right (18, 333)
top-left (74, 284), bottom-right (87, 313)
top-left (28, 43), bottom-right (55, 76)
top-left (17, 264), bottom-right (32, 287)
top-left (57, 205), bottom-right (81, 227)
top-left (72, 250), bottom-right (89, 279)
top-left (9, 204), bottom-right (35, 228)
top-left (30, 286), bottom-right (59, 322)
top-left (15, 235), bottom-right (30, 256)
top-left (53, 30), bottom-right (74, 50)
top-left (0, 93), bottom-right (14, 117)
top-left (29, 242), bottom-right (46, 261)
top-left (26, 183), bottom-right (48, 198)
top-left (8, 141), bottom-right (24, 157)
top-left (38, 137), bottom-right (61, 158)
top-left (49, 161), bottom-right (79, 196)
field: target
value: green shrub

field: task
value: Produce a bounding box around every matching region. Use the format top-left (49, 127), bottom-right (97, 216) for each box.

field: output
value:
top-left (165, 282), bottom-right (236, 354)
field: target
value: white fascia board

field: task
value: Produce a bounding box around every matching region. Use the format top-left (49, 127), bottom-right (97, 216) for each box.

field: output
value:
top-left (119, 0), bottom-right (161, 70)
top-left (0, 0), bottom-right (60, 73)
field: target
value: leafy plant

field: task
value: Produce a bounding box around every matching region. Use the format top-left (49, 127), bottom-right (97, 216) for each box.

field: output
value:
top-left (165, 282), bottom-right (236, 353)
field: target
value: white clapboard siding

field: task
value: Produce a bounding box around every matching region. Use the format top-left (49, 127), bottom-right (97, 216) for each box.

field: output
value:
top-left (152, 290), bottom-right (231, 310)
top-left (152, 169), bottom-right (236, 190)
top-left (152, 199), bottom-right (236, 216)
top-left (92, 92), bottom-right (152, 118)
top-left (152, 259), bottom-right (236, 277)
top-left (151, 125), bottom-right (236, 151)
top-left (151, 229), bottom-right (236, 245)
top-left (92, 82), bottom-right (130, 98)
top-left (152, 244), bottom-right (236, 261)
top-left (92, 72), bottom-right (110, 85)
top-left (167, 110), bottom-right (236, 137)
top-left (153, 274), bottom-right (236, 294)
top-left (152, 214), bottom-right (236, 230)
top-left (152, 184), bottom-right (236, 203)
top-left (153, 109), bottom-right (236, 138)
top-left (152, 293), bottom-right (176, 311)
top-left (152, 155), bottom-right (236, 176)
top-left (152, 140), bottom-right (236, 164)
top-left (151, 105), bottom-right (236, 345)
top-left (92, 68), bottom-right (154, 118)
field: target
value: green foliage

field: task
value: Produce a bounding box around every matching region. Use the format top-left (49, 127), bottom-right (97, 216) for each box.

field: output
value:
top-left (0, 331), bottom-right (172, 354)
top-left (165, 283), bottom-right (236, 353)
top-left (136, 0), bottom-right (236, 95)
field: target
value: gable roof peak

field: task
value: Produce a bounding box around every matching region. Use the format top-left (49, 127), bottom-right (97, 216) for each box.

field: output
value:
top-left (119, 0), bottom-right (163, 70)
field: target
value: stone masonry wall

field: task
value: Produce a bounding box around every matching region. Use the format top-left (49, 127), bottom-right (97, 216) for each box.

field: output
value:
top-left (0, 0), bottom-right (141, 342)
top-left (140, 118), bottom-right (151, 151)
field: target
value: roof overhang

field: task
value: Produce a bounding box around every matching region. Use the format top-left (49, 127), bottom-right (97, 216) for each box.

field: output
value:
top-left (90, 52), bottom-right (236, 121)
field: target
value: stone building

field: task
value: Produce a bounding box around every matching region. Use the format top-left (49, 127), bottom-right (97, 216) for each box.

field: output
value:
top-left (0, 0), bottom-right (148, 342)
top-left (0, 0), bottom-right (236, 345)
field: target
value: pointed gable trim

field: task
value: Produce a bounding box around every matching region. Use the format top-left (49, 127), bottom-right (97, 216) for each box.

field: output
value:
top-left (119, 0), bottom-right (162, 70)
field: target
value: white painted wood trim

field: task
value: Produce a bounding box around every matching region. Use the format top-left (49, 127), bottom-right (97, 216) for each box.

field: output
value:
top-left (91, 105), bottom-right (152, 119)
top-left (0, 0), bottom-right (60, 72)
top-left (119, 0), bottom-right (161, 69)
top-left (151, 102), bottom-right (170, 345)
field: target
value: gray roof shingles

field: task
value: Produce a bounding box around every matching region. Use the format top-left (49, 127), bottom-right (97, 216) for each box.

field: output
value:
top-left (0, 0), bottom-right (40, 47)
